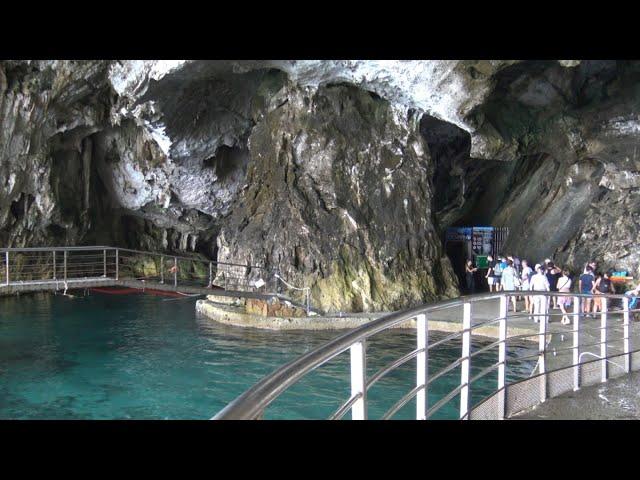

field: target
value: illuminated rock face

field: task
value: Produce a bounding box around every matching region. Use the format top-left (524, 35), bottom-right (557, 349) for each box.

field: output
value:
top-left (215, 84), bottom-right (458, 312)
top-left (2, 59), bottom-right (640, 310)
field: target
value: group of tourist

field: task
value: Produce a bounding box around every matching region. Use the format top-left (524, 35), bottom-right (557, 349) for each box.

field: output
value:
top-left (464, 255), bottom-right (630, 325)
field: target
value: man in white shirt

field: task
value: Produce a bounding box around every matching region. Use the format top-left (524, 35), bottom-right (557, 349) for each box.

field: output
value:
top-left (529, 264), bottom-right (550, 323)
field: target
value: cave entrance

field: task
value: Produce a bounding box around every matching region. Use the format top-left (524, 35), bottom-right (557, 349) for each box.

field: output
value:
top-left (445, 238), bottom-right (469, 290)
top-left (444, 226), bottom-right (509, 293)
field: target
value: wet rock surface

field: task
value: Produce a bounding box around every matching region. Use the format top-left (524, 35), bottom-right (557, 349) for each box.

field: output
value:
top-left (216, 83), bottom-right (458, 312)
top-left (3, 60), bottom-right (640, 311)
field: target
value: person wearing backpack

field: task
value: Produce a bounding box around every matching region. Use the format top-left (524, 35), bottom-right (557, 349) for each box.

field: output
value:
top-left (546, 262), bottom-right (562, 309)
top-left (493, 256), bottom-right (505, 292)
top-left (592, 270), bottom-right (615, 313)
top-left (486, 255), bottom-right (497, 292)
top-left (579, 266), bottom-right (596, 317)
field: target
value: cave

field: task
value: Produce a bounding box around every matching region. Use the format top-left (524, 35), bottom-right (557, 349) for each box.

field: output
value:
top-left (202, 144), bottom-right (250, 181)
top-left (5, 57), bottom-right (640, 422)
top-left (420, 114), bottom-right (511, 290)
top-left (3, 59), bottom-right (640, 311)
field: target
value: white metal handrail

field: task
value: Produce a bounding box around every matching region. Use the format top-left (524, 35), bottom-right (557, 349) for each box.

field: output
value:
top-left (0, 245), bottom-right (275, 295)
top-left (213, 291), bottom-right (640, 420)
top-left (274, 273), bottom-right (312, 314)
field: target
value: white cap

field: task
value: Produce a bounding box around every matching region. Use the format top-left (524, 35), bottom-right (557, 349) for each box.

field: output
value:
top-left (535, 264), bottom-right (542, 270)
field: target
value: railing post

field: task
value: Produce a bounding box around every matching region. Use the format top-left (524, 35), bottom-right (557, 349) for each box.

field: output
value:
top-left (5, 251), bottom-right (9, 286)
top-left (350, 340), bottom-right (367, 420)
top-left (538, 298), bottom-right (547, 403)
top-left (115, 249), bottom-right (119, 281)
top-left (497, 295), bottom-right (508, 419)
top-left (459, 302), bottom-right (471, 420)
top-left (601, 297), bottom-right (608, 382)
top-left (209, 261), bottom-right (213, 287)
top-left (160, 255), bottom-right (164, 284)
top-left (573, 296), bottom-right (581, 391)
top-left (416, 313), bottom-right (428, 420)
top-left (173, 257), bottom-right (178, 288)
top-left (103, 249), bottom-right (107, 277)
top-left (623, 296), bottom-right (631, 373)
top-left (53, 251), bottom-right (56, 280)
top-left (63, 250), bottom-right (67, 281)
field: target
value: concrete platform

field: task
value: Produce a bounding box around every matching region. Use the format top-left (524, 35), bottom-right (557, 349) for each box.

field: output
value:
top-left (196, 295), bottom-right (542, 340)
top-left (513, 370), bottom-right (640, 420)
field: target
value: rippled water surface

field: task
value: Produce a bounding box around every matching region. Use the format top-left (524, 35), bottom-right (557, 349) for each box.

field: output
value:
top-left (0, 292), bottom-right (535, 419)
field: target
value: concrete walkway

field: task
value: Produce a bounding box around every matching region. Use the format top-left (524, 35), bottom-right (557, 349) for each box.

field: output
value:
top-left (513, 370), bottom-right (640, 420)
top-left (196, 294), bottom-right (563, 341)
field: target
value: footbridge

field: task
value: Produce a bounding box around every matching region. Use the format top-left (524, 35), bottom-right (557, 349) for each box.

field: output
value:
top-left (214, 291), bottom-right (640, 420)
top-left (0, 246), bottom-right (307, 307)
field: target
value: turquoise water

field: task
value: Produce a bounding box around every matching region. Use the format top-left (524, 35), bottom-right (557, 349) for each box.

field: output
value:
top-left (0, 292), bottom-right (534, 419)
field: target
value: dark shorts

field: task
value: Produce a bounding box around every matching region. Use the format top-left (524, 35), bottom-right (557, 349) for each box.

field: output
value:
top-left (581, 289), bottom-right (591, 295)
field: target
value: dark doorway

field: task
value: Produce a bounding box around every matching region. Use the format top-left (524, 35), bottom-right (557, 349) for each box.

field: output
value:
top-left (445, 241), bottom-right (467, 290)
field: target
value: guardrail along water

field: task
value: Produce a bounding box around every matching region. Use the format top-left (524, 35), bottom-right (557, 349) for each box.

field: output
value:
top-left (213, 291), bottom-right (640, 420)
top-left (0, 246), bottom-right (314, 307)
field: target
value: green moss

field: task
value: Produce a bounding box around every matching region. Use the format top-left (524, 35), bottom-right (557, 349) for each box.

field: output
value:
top-left (306, 243), bottom-right (448, 313)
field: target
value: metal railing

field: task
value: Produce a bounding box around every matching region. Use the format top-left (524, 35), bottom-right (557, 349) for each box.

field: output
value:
top-left (0, 246), bottom-right (274, 294)
top-left (213, 291), bottom-right (640, 420)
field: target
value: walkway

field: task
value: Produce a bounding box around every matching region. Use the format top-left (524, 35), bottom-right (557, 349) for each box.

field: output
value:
top-left (0, 245), bottom-right (294, 303)
top-left (513, 369), bottom-right (640, 419)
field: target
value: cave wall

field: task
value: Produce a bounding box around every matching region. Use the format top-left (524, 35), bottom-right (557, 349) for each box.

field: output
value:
top-left (3, 59), bottom-right (640, 311)
top-left (491, 61), bottom-right (640, 275)
top-left (430, 60), bottom-right (640, 277)
top-left (216, 84), bottom-right (458, 312)
top-left (0, 61), bottom-right (111, 247)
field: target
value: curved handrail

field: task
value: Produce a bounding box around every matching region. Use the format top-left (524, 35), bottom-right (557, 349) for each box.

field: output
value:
top-left (213, 291), bottom-right (638, 420)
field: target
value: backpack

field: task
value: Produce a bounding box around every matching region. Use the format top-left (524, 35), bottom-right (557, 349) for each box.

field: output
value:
top-left (493, 262), bottom-right (503, 276)
top-left (598, 278), bottom-right (611, 293)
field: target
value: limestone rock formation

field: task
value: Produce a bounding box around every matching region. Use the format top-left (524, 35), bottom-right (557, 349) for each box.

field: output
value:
top-left (215, 83), bottom-right (458, 312)
top-left (429, 60), bottom-right (640, 277)
top-left (3, 59), bottom-right (640, 311)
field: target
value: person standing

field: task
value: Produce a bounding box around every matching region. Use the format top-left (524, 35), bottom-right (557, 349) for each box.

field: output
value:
top-left (530, 264), bottom-right (550, 323)
top-left (465, 260), bottom-right (478, 294)
top-left (592, 270), bottom-right (615, 313)
top-left (546, 262), bottom-right (561, 309)
top-left (556, 269), bottom-right (573, 325)
top-left (624, 282), bottom-right (640, 313)
top-left (500, 259), bottom-right (518, 312)
top-left (513, 256), bottom-right (522, 275)
top-left (579, 266), bottom-right (595, 317)
top-left (493, 255), bottom-right (506, 292)
top-left (521, 260), bottom-right (533, 314)
top-left (486, 255), bottom-right (496, 292)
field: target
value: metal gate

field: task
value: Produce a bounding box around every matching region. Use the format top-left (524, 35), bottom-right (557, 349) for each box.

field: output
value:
top-left (492, 227), bottom-right (509, 257)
